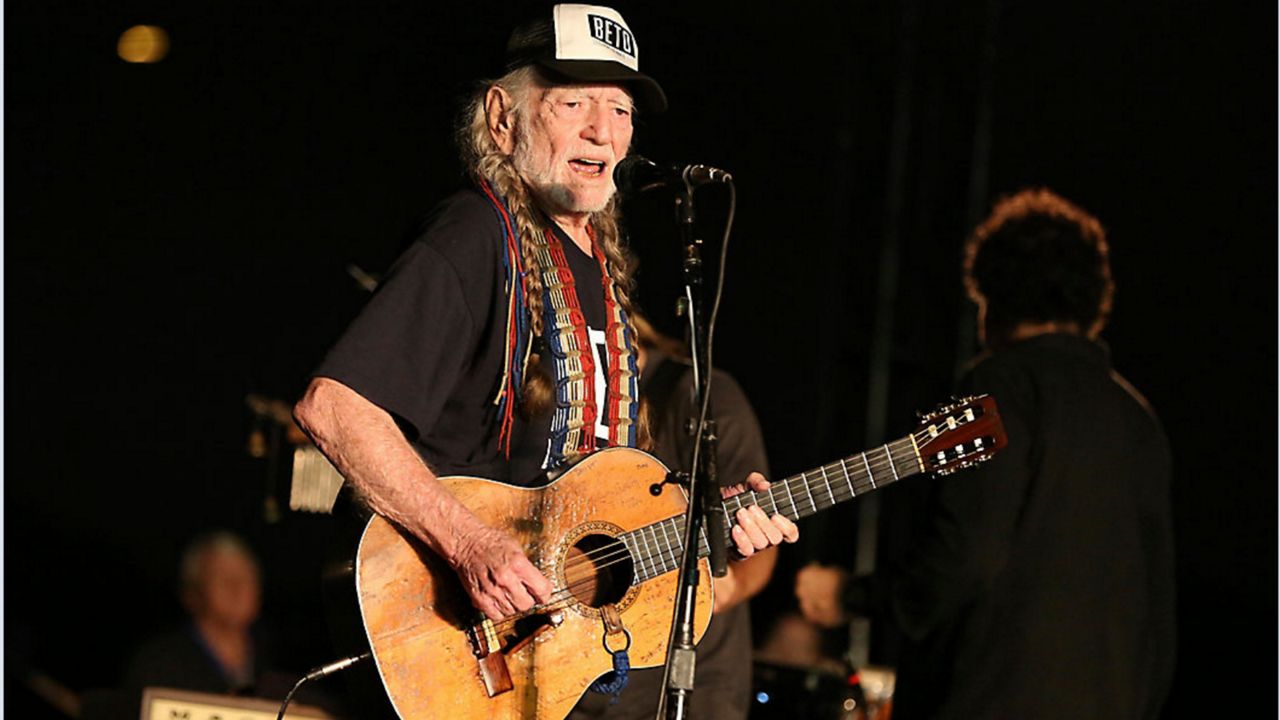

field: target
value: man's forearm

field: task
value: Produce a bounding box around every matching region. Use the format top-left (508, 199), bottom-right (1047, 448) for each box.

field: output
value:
top-left (293, 377), bottom-right (483, 561)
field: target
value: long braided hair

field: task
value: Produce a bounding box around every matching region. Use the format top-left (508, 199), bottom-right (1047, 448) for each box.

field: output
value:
top-left (457, 67), bottom-right (645, 434)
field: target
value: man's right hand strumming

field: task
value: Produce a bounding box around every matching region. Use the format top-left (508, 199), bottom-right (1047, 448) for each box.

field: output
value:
top-left (294, 378), bottom-right (555, 623)
top-left (449, 523), bottom-right (555, 621)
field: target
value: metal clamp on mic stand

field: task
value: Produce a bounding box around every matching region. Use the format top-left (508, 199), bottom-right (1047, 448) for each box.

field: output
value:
top-left (647, 163), bottom-right (735, 720)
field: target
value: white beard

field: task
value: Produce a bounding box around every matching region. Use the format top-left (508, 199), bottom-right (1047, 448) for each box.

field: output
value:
top-left (511, 130), bottom-right (615, 215)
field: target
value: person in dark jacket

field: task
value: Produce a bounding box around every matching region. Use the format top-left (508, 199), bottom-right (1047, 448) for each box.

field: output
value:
top-left (796, 187), bottom-right (1176, 720)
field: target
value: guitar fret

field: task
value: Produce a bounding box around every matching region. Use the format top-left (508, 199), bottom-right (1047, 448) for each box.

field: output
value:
top-left (839, 457), bottom-right (855, 498)
top-left (638, 527), bottom-right (655, 580)
top-left (782, 479), bottom-right (798, 519)
top-left (652, 524), bottom-right (667, 577)
top-left (818, 465), bottom-right (834, 508)
top-left (759, 488), bottom-right (776, 515)
top-left (652, 525), bottom-right (666, 578)
top-left (663, 521), bottom-right (681, 573)
top-left (646, 525), bottom-right (662, 577)
top-left (888, 440), bottom-right (908, 479)
top-left (803, 473), bottom-right (818, 515)
top-left (862, 453), bottom-right (875, 490)
top-left (624, 531), bottom-right (641, 581)
top-left (673, 521), bottom-right (686, 572)
top-left (907, 432), bottom-right (926, 473)
top-left (622, 534), bottom-right (639, 581)
top-left (655, 520), bottom-right (665, 571)
top-left (722, 495), bottom-right (736, 516)
top-left (653, 524), bottom-right (672, 576)
top-left (884, 444), bottom-right (899, 481)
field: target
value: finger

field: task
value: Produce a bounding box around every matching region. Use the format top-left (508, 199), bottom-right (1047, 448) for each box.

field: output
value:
top-left (523, 575), bottom-right (554, 606)
top-left (730, 525), bottom-right (756, 557)
top-left (482, 572), bottom-right (519, 618)
top-left (734, 508), bottom-right (770, 550)
top-left (514, 560), bottom-right (555, 604)
top-left (774, 514), bottom-right (800, 543)
top-left (505, 582), bottom-right (536, 612)
top-left (750, 505), bottom-right (784, 545)
top-left (479, 597), bottom-right (506, 622)
top-left (745, 472), bottom-right (770, 493)
top-left (528, 573), bottom-right (555, 604)
top-left (492, 592), bottom-right (517, 619)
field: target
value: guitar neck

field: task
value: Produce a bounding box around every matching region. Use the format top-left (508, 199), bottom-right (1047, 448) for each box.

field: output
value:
top-left (619, 434), bottom-right (924, 583)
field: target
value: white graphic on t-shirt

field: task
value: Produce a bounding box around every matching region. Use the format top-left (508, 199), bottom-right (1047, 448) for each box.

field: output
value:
top-left (588, 327), bottom-right (610, 442)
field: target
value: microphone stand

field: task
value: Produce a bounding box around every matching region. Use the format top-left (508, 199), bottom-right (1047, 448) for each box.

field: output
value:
top-left (655, 174), bottom-right (729, 720)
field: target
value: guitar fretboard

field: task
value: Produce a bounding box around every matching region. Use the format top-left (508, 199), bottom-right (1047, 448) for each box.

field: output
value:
top-left (619, 435), bottom-right (924, 583)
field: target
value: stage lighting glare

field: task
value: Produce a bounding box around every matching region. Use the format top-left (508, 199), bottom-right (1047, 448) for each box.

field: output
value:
top-left (118, 25), bottom-right (169, 63)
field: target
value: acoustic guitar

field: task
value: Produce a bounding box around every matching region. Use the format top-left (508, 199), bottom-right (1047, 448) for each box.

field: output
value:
top-left (354, 395), bottom-right (1006, 719)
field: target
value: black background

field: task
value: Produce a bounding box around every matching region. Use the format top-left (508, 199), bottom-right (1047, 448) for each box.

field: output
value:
top-left (6, 1), bottom-right (1276, 717)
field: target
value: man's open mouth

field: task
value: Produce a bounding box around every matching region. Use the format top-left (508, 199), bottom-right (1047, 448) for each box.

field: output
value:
top-left (569, 158), bottom-right (607, 177)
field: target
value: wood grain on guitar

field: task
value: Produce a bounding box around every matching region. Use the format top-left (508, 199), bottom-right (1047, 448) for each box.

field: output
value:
top-left (354, 395), bottom-right (1006, 720)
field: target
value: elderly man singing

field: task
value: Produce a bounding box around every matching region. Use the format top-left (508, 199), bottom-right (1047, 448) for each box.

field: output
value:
top-left (295, 5), bottom-right (795, 718)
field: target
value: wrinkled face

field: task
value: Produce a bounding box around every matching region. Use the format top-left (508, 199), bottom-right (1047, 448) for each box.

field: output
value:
top-left (512, 83), bottom-right (634, 220)
top-left (193, 548), bottom-right (261, 629)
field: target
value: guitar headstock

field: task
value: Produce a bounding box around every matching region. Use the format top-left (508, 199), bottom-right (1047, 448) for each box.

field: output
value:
top-left (915, 395), bottom-right (1008, 475)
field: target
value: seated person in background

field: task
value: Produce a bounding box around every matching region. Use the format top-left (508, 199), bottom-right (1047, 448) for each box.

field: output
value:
top-left (125, 531), bottom-right (273, 695)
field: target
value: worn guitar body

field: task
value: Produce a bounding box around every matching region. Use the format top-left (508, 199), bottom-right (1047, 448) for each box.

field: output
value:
top-left (355, 447), bottom-right (712, 720)
top-left (353, 395), bottom-right (1007, 720)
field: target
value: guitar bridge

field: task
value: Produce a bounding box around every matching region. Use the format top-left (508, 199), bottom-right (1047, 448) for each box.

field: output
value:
top-left (467, 611), bottom-right (566, 697)
top-left (469, 619), bottom-right (513, 697)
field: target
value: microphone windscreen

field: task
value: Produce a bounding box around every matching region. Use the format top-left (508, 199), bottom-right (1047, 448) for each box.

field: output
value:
top-left (613, 155), bottom-right (665, 196)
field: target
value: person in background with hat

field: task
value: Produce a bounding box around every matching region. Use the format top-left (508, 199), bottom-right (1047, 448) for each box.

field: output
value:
top-left (293, 3), bottom-right (797, 714)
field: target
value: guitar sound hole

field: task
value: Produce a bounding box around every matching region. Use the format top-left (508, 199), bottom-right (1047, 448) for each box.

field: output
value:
top-left (563, 534), bottom-right (634, 608)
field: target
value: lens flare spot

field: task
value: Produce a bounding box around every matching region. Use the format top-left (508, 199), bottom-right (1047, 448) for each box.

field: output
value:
top-left (118, 25), bottom-right (169, 63)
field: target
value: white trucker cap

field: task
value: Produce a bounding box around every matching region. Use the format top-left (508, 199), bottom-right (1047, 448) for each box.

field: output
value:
top-left (504, 4), bottom-right (668, 113)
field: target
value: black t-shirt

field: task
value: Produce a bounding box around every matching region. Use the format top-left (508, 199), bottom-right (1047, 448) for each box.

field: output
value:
top-left (313, 189), bottom-right (611, 485)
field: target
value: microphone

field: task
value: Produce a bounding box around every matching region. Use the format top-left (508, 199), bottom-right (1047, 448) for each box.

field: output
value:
top-left (613, 155), bottom-right (733, 195)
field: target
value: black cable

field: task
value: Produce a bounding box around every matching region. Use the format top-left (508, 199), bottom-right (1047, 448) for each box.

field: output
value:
top-left (276, 652), bottom-right (372, 720)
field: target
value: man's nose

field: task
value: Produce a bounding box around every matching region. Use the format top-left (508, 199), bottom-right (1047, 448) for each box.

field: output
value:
top-left (583, 105), bottom-right (613, 145)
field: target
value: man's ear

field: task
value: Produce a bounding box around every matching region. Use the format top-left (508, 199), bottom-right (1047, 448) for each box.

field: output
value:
top-left (486, 86), bottom-right (516, 155)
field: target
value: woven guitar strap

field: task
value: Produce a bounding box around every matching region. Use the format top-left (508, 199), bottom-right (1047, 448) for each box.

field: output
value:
top-left (480, 181), bottom-right (639, 469)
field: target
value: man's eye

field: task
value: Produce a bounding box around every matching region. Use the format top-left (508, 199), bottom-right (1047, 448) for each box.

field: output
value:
top-left (613, 107), bottom-right (632, 117)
